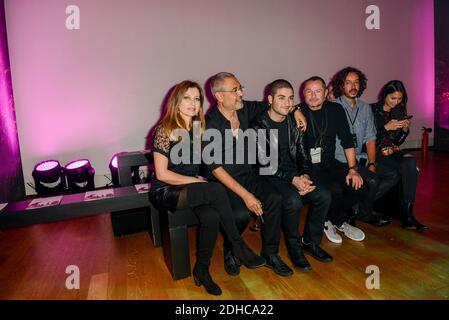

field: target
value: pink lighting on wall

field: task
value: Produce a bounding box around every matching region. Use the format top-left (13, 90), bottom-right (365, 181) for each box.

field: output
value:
top-left (409, 0), bottom-right (435, 126)
top-left (0, 26), bottom-right (18, 152)
top-left (3, 0), bottom-right (437, 194)
top-left (0, 0), bottom-right (25, 201)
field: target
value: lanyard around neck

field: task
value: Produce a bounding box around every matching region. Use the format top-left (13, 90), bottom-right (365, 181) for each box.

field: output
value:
top-left (343, 105), bottom-right (359, 132)
top-left (307, 106), bottom-right (328, 148)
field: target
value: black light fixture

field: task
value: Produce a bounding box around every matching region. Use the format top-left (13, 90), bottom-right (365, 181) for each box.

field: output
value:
top-left (109, 154), bottom-right (120, 186)
top-left (64, 159), bottom-right (95, 193)
top-left (109, 153), bottom-right (141, 187)
top-left (32, 160), bottom-right (65, 196)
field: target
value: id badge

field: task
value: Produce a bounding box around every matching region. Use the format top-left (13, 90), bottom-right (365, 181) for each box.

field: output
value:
top-left (310, 147), bottom-right (322, 164)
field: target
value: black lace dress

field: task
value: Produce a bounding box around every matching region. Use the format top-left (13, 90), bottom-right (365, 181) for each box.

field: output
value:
top-left (149, 124), bottom-right (201, 209)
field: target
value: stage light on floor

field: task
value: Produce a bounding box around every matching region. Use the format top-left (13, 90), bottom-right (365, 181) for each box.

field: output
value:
top-left (109, 155), bottom-right (119, 186)
top-left (32, 160), bottom-right (65, 196)
top-left (109, 153), bottom-right (141, 187)
top-left (64, 159), bottom-right (95, 193)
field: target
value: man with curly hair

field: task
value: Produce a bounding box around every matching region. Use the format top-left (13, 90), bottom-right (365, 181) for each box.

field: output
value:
top-left (332, 67), bottom-right (399, 227)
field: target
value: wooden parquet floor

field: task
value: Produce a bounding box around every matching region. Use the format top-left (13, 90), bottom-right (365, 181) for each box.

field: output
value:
top-left (0, 151), bottom-right (448, 300)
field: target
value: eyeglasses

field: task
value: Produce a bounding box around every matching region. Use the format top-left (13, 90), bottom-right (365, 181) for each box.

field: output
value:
top-left (305, 89), bottom-right (324, 96)
top-left (217, 86), bottom-right (245, 94)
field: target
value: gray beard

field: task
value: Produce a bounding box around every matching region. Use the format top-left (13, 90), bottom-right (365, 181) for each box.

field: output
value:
top-left (235, 101), bottom-right (244, 110)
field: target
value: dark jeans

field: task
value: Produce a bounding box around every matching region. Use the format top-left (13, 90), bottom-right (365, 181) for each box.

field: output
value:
top-left (221, 172), bottom-right (283, 257)
top-left (150, 182), bottom-right (242, 267)
top-left (357, 161), bottom-right (400, 220)
top-left (267, 176), bottom-right (331, 249)
top-left (311, 160), bottom-right (368, 228)
top-left (377, 152), bottom-right (419, 203)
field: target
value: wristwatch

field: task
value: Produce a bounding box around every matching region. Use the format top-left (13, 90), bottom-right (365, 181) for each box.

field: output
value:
top-left (367, 162), bottom-right (377, 168)
top-left (348, 165), bottom-right (358, 172)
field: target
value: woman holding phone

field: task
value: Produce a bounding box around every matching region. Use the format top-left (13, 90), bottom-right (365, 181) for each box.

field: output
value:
top-left (149, 80), bottom-right (265, 296)
top-left (371, 80), bottom-right (428, 231)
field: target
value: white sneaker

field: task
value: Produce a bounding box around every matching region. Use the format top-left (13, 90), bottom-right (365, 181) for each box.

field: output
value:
top-left (337, 222), bottom-right (365, 241)
top-left (324, 221), bottom-right (343, 244)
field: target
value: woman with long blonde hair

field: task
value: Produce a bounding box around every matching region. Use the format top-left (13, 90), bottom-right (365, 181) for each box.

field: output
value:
top-left (149, 80), bottom-right (265, 296)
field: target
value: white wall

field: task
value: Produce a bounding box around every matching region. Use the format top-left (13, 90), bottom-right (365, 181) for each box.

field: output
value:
top-left (4, 0), bottom-right (434, 195)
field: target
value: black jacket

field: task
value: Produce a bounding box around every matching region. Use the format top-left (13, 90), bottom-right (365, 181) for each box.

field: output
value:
top-left (371, 102), bottom-right (409, 150)
top-left (203, 100), bottom-right (269, 180)
top-left (252, 110), bottom-right (312, 182)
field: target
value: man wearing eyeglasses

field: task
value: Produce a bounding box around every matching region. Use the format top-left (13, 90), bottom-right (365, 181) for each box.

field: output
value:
top-left (204, 72), bottom-right (306, 277)
top-left (299, 76), bottom-right (366, 244)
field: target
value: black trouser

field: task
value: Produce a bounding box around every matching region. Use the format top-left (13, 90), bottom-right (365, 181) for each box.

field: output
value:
top-left (357, 161), bottom-right (400, 220)
top-left (150, 182), bottom-right (243, 267)
top-left (267, 176), bottom-right (331, 250)
top-left (377, 152), bottom-right (419, 203)
top-left (311, 160), bottom-right (368, 228)
top-left (221, 172), bottom-right (283, 257)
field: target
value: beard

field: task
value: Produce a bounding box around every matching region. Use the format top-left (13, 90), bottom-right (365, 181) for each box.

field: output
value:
top-left (234, 100), bottom-right (244, 110)
top-left (348, 89), bottom-right (358, 97)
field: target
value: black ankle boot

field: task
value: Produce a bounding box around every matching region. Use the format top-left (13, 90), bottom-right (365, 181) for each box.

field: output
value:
top-left (232, 240), bottom-right (266, 269)
top-left (402, 202), bottom-right (428, 232)
top-left (192, 264), bottom-right (222, 296)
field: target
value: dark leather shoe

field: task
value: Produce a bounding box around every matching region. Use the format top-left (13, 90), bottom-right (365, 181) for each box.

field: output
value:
top-left (363, 214), bottom-right (390, 227)
top-left (263, 254), bottom-right (293, 277)
top-left (302, 242), bottom-right (333, 263)
top-left (289, 249), bottom-right (312, 272)
top-left (193, 264), bottom-right (222, 296)
top-left (401, 202), bottom-right (428, 232)
top-left (403, 216), bottom-right (429, 232)
top-left (224, 250), bottom-right (240, 276)
top-left (411, 217), bottom-right (429, 232)
top-left (232, 241), bottom-right (266, 269)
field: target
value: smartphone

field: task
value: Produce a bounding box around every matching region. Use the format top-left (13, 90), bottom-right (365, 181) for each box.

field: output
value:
top-left (402, 115), bottom-right (413, 120)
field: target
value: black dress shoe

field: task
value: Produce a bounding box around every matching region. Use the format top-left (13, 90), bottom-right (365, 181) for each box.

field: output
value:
top-left (362, 214), bottom-right (390, 227)
top-left (403, 217), bottom-right (429, 232)
top-left (193, 264), bottom-right (222, 296)
top-left (302, 242), bottom-right (333, 263)
top-left (224, 250), bottom-right (240, 276)
top-left (232, 241), bottom-right (266, 269)
top-left (289, 250), bottom-right (312, 272)
top-left (412, 217), bottom-right (429, 232)
top-left (263, 254), bottom-right (294, 277)
top-left (401, 202), bottom-right (429, 232)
